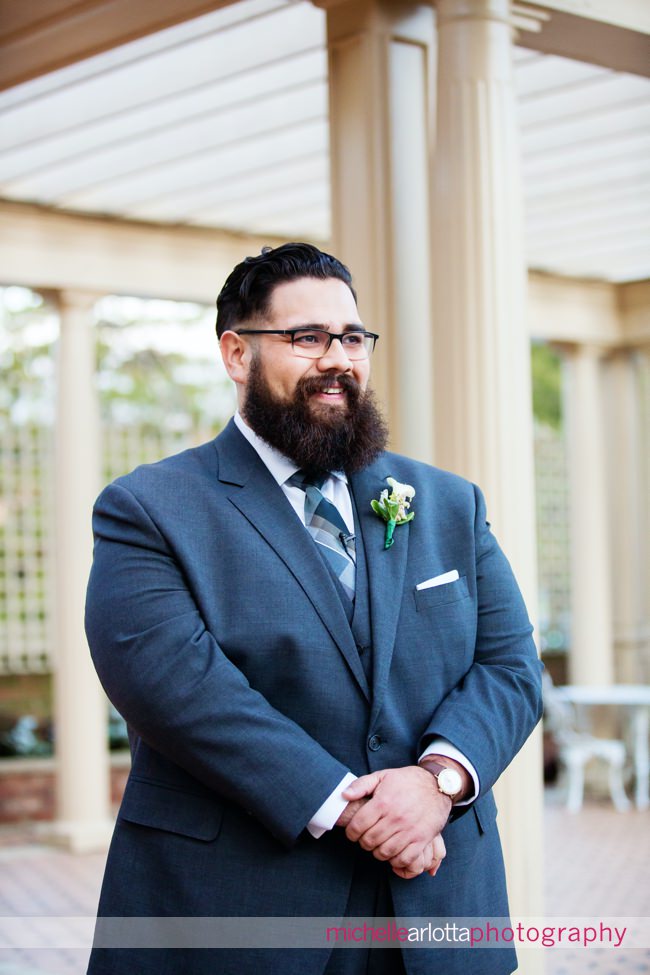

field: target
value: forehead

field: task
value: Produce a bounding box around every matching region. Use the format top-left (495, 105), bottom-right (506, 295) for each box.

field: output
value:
top-left (266, 277), bottom-right (360, 327)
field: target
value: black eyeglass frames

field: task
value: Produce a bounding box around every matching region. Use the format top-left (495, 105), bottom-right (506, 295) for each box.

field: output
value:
top-left (232, 327), bottom-right (379, 360)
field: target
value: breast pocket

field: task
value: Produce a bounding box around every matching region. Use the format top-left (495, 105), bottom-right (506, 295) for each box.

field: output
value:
top-left (413, 574), bottom-right (469, 613)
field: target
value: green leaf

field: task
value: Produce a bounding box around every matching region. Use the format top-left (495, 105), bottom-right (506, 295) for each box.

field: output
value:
top-left (371, 499), bottom-right (387, 519)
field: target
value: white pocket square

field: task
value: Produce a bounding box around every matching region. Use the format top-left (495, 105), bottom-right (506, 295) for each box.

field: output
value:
top-left (416, 569), bottom-right (460, 591)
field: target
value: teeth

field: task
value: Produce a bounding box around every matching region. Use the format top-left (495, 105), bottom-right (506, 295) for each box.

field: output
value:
top-left (323, 387), bottom-right (342, 394)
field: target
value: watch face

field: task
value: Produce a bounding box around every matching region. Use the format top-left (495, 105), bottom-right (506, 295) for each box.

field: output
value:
top-left (438, 768), bottom-right (462, 796)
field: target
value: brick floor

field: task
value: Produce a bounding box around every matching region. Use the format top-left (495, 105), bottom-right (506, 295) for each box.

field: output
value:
top-left (0, 794), bottom-right (648, 975)
top-left (541, 790), bottom-right (650, 975)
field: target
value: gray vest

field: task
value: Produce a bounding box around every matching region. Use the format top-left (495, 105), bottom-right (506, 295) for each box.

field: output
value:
top-left (313, 493), bottom-right (373, 684)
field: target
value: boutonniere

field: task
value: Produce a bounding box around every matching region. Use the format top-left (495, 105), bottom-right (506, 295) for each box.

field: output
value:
top-left (371, 476), bottom-right (415, 549)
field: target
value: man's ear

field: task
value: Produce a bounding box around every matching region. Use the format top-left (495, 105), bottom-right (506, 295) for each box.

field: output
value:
top-left (219, 330), bottom-right (252, 386)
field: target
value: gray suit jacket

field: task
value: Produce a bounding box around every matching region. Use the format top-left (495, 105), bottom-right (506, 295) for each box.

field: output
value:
top-left (85, 419), bottom-right (543, 975)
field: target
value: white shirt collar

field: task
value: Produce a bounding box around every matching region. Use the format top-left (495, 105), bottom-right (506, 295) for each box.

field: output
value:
top-left (233, 411), bottom-right (348, 487)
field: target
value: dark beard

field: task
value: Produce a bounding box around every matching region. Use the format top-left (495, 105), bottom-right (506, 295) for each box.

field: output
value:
top-left (242, 356), bottom-right (388, 475)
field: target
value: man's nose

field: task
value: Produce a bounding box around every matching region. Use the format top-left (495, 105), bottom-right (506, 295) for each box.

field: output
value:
top-left (316, 337), bottom-right (353, 371)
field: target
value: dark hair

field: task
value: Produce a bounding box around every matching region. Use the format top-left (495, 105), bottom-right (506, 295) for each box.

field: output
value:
top-left (215, 242), bottom-right (356, 338)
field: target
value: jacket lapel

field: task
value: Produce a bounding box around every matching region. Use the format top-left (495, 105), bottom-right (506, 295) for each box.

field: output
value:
top-left (215, 422), bottom-right (370, 700)
top-left (350, 460), bottom-right (411, 723)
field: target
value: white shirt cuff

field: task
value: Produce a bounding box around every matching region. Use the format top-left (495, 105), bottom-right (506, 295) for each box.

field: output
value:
top-left (307, 772), bottom-right (357, 838)
top-left (419, 738), bottom-right (479, 806)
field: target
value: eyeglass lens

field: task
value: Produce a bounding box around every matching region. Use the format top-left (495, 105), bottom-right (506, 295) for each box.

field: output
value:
top-left (291, 329), bottom-right (373, 359)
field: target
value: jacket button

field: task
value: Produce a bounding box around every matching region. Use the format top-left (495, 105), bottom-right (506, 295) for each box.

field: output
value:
top-left (368, 734), bottom-right (382, 751)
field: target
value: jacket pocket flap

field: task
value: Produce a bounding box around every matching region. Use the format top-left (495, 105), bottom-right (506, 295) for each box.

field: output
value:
top-left (118, 777), bottom-right (224, 841)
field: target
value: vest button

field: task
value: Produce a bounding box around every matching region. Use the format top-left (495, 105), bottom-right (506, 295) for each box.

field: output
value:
top-left (368, 734), bottom-right (382, 751)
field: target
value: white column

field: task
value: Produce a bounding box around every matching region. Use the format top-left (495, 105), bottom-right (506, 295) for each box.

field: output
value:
top-left (604, 348), bottom-right (649, 684)
top-left (324, 0), bottom-right (436, 461)
top-left (563, 343), bottom-right (614, 686)
top-left (432, 0), bottom-right (544, 936)
top-left (50, 288), bottom-right (112, 852)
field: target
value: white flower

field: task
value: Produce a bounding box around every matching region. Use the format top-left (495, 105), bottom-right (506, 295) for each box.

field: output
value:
top-left (386, 476), bottom-right (415, 501)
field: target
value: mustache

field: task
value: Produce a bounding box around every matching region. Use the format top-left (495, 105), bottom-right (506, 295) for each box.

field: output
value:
top-left (296, 373), bottom-right (362, 398)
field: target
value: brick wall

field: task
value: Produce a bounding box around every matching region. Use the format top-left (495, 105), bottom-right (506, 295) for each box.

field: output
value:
top-left (0, 754), bottom-right (130, 823)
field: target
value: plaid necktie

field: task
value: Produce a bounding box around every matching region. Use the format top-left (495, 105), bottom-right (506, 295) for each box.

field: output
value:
top-left (288, 470), bottom-right (356, 601)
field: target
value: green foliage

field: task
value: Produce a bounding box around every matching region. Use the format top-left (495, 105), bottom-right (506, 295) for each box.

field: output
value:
top-left (0, 287), bottom-right (57, 425)
top-left (531, 342), bottom-right (563, 430)
top-left (95, 294), bottom-right (233, 434)
top-left (0, 287), bottom-right (234, 434)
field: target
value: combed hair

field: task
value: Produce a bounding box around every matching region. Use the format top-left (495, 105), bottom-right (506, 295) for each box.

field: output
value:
top-left (215, 242), bottom-right (356, 338)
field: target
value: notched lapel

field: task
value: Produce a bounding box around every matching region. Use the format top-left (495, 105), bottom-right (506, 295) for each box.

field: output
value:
top-left (351, 464), bottom-right (411, 721)
top-left (216, 425), bottom-right (370, 699)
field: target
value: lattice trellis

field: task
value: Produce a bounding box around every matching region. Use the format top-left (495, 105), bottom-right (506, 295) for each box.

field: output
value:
top-left (0, 423), bottom-right (55, 673)
top-left (0, 424), bottom-right (213, 675)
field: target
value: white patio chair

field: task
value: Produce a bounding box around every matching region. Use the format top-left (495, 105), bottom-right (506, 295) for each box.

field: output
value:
top-left (542, 673), bottom-right (630, 813)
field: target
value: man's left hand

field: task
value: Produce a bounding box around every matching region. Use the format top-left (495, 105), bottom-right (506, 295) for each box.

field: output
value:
top-left (341, 766), bottom-right (452, 876)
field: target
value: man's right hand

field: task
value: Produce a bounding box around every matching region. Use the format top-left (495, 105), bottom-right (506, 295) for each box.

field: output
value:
top-left (335, 768), bottom-right (449, 879)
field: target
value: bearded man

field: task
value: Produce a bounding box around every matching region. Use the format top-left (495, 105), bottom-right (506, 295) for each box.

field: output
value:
top-left (85, 242), bottom-right (542, 975)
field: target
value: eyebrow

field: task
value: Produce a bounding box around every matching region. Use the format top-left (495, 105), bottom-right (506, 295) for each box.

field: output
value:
top-left (294, 323), bottom-right (366, 331)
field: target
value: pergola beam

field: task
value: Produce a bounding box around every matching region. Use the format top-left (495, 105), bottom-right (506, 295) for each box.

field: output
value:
top-left (0, 0), bottom-right (236, 92)
top-left (529, 0), bottom-right (650, 34)
top-left (2, 200), bottom-right (647, 344)
top-left (0, 200), bottom-right (283, 304)
top-left (516, 3), bottom-right (650, 78)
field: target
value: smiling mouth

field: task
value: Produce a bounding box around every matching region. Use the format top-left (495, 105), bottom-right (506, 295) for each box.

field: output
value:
top-left (299, 373), bottom-right (359, 402)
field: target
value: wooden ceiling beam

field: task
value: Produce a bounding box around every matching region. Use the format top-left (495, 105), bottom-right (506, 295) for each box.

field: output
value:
top-left (0, 0), bottom-right (236, 92)
top-left (515, 5), bottom-right (650, 77)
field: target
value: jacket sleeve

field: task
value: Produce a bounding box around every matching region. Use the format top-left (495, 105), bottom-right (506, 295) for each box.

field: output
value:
top-left (85, 481), bottom-right (350, 848)
top-left (418, 483), bottom-right (543, 799)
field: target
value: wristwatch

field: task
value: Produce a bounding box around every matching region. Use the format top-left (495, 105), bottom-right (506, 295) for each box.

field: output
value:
top-left (420, 760), bottom-right (463, 801)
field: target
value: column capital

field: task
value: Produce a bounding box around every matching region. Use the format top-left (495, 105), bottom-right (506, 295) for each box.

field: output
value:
top-left (602, 341), bottom-right (650, 364)
top-left (435, 0), bottom-right (511, 25)
top-left (55, 287), bottom-right (102, 315)
top-left (553, 339), bottom-right (610, 359)
top-left (321, 0), bottom-right (434, 41)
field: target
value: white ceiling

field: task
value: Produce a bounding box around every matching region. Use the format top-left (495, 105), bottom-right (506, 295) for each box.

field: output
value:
top-left (1, 0), bottom-right (648, 282)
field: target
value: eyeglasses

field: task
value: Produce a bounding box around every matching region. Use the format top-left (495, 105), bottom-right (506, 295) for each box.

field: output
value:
top-left (233, 327), bottom-right (379, 360)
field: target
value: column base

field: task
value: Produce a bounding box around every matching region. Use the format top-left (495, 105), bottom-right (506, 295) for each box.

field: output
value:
top-left (37, 818), bottom-right (115, 854)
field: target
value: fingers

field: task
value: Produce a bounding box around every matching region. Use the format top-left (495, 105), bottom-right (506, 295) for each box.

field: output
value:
top-left (335, 798), bottom-right (367, 828)
top-left (388, 834), bottom-right (447, 879)
top-left (426, 835), bottom-right (447, 877)
top-left (342, 772), bottom-right (382, 802)
top-left (344, 798), bottom-right (384, 844)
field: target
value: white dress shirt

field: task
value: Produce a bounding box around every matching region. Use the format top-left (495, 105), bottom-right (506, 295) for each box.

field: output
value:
top-left (233, 412), bottom-right (479, 836)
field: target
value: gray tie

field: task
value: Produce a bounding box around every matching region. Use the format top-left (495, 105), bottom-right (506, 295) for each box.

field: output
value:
top-left (288, 470), bottom-right (356, 601)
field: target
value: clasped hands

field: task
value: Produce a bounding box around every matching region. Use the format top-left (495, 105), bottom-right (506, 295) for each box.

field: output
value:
top-left (335, 765), bottom-right (451, 881)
